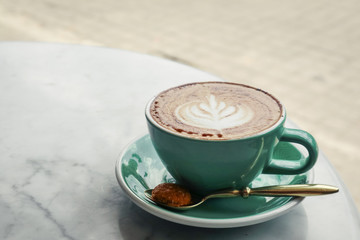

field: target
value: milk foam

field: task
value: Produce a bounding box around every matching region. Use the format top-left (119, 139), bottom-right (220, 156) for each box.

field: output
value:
top-left (149, 82), bottom-right (282, 140)
top-left (175, 95), bottom-right (254, 130)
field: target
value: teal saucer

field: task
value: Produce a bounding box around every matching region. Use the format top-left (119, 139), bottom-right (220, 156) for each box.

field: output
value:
top-left (115, 134), bottom-right (314, 228)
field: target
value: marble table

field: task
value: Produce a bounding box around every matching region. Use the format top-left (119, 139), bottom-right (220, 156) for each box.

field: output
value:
top-left (0, 42), bottom-right (359, 239)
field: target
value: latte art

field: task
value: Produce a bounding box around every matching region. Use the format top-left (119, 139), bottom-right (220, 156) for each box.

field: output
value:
top-left (175, 95), bottom-right (254, 131)
top-left (149, 82), bottom-right (282, 140)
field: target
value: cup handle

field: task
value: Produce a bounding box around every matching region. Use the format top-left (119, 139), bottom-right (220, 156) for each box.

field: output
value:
top-left (263, 128), bottom-right (319, 175)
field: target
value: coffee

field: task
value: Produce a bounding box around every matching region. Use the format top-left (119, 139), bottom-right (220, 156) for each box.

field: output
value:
top-left (149, 82), bottom-right (283, 140)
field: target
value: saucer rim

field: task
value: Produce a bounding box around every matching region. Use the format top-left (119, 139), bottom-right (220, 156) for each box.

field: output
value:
top-left (115, 134), bottom-right (314, 228)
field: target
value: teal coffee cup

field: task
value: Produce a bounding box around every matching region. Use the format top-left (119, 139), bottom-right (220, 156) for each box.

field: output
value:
top-left (145, 82), bottom-right (318, 195)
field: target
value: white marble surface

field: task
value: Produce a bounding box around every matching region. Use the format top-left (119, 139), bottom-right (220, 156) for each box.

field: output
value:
top-left (0, 42), bottom-right (359, 240)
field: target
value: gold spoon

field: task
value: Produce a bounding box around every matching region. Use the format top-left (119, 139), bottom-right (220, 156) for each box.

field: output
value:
top-left (144, 184), bottom-right (339, 210)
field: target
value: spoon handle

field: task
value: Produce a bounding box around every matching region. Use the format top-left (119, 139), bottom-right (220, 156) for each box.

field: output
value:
top-left (243, 184), bottom-right (339, 198)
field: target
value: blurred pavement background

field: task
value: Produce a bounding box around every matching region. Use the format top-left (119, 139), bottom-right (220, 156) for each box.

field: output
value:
top-left (1, 0), bottom-right (359, 209)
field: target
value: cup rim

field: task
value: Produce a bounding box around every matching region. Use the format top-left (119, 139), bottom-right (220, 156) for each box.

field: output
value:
top-left (145, 81), bottom-right (286, 142)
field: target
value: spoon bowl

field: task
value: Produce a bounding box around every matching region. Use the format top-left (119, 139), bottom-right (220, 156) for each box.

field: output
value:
top-left (145, 184), bottom-right (339, 210)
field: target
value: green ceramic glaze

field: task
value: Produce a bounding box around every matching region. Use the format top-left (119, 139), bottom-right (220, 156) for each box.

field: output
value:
top-left (119, 135), bottom-right (311, 221)
top-left (146, 107), bottom-right (318, 195)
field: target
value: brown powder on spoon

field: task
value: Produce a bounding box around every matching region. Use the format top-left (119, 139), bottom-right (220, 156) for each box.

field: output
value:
top-left (151, 183), bottom-right (192, 207)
